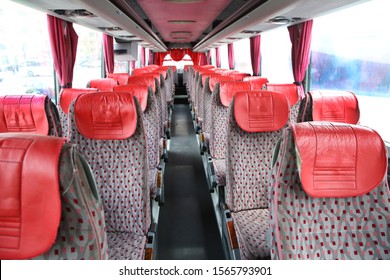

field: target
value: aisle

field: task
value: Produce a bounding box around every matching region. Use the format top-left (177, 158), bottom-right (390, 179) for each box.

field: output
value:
top-left (156, 102), bottom-right (225, 260)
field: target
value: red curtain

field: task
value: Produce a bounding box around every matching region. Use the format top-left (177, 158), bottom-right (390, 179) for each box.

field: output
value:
top-left (47, 15), bottom-right (78, 88)
top-left (207, 50), bottom-right (211, 65)
top-left (199, 52), bottom-right (207, 66)
top-left (148, 50), bottom-right (154, 65)
top-left (215, 47), bottom-right (221, 68)
top-left (153, 49), bottom-right (205, 66)
top-left (288, 20), bottom-right (314, 98)
top-left (228, 43), bottom-right (234, 70)
top-left (250, 35), bottom-right (261, 76)
top-left (140, 47), bottom-right (146, 67)
top-left (130, 61), bottom-right (136, 72)
top-left (103, 33), bottom-right (114, 74)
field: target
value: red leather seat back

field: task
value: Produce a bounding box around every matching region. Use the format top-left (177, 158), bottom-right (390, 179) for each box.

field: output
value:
top-left (113, 84), bottom-right (149, 111)
top-left (267, 83), bottom-right (299, 107)
top-left (234, 91), bottom-right (290, 132)
top-left (127, 75), bottom-right (158, 92)
top-left (209, 75), bottom-right (234, 92)
top-left (293, 122), bottom-right (386, 198)
top-left (0, 134), bottom-right (64, 259)
top-left (107, 73), bottom-right (130, 85)
top-left (132, 68), bottom-right (149, 76)
top-left (89, 78), bottom-right (118, 91)
top-left (0, 95), bottom-right (49, 135)
top-left (219, 81), bottom-right (251, 107)
top-left (74, 92), bottom-right (137, 140)
top-left (309, 90), bottom-right (360, 124)
top-left (231, 73), bottom-right (251, 81)
top-left (59, 88), bottom-right (98, 114)
top-left (243, 76), bottom-right (269, 90)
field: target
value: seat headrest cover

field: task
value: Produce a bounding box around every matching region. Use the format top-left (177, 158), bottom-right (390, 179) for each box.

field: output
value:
top-left (60, 88), bottom-right (98, 114)
top-left (0, 134), bottom-right (64, 259)
top-left (113, 84), bottom-right (149, 111)
top-left (310, 90), bottom-right (360, 124)
top-left (219, 81), bottom-right (251, 107)
top-left (209, 76), bottom-right (233, 92)
top-left (74, 92), bottom-right (137, 140)
top-left (0, 95), bottom-right (49, 135)
top-left (127, 76), bottom-right (156, 92)
top-left (152, 70), bottom-right (166, 79)
top-left (243, 76), bottom-right (269, 90)
top-left (231, 73), bottom-right (251, 81)
top-left (132, 68), bottom-right (149, 76)
top-left (234, 91), bottom-right (289, 132)
top-left (293, 122), bottom-right (387, 198)
top-left (107, 73), bottom-right (130, 85)
top-left (267, 84), bottom-right (299, 106)
top-left (89, 78), bottom-right (118, 91)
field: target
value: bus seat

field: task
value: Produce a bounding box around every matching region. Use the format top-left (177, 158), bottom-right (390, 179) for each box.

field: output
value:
top-left (0, 94), bottom-right (61, 137)
top-left (58, 88), bottom-right (98, 138)
top-left (88, 78), bottom-right (118, 91)
top-left (269, 122), bottom-right (390, 259)
top-left (243, 76), bottom-right (268, 90)
top-left (266, 83), bottom-right (300, 123)
top-left (222, 90), bottom-right (289, 260)
top-left (67, 92), bottom-right (156, 260)
top-left (231, 72), bottom-right (251, 81)
top-left (299, 90), bottom-right (360, 123)
top-left (113, 84), bottom-right (165, 205)
top-left (107, 72), bottom-right (130, 85)
top-left (0, 134), bottom-right (108, 260)
top-left (132, 68), bottom-right (149, 76)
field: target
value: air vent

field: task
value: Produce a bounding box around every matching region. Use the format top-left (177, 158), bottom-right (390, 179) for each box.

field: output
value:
top-left (98, 27), bottom-right (123, 32)
top-left (168, 20), bottom-right (196, 24)
top-left (118, 35), bottom-right (137, 39)
top-left (268, 16), bottom-right (305, 25)
top-left (52, 9), bottom-right (95, 17)
top-left (241, 30), bottom-right (260, 34)
top-left (164, 0), bottom-right (203, 3)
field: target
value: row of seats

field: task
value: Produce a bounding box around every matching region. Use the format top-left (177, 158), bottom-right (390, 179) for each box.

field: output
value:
top-left (0, 65), bottom-right (176, 260)
top-left (185, 65), bottom-right (390, 260)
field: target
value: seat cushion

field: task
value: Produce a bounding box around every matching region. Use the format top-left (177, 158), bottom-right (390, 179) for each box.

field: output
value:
top-left (232, 209), bottom-right (270, 260)
top-left (107, 231), bottom-right (147, 260)
top-left (212, 158), bottom-right (226, 186)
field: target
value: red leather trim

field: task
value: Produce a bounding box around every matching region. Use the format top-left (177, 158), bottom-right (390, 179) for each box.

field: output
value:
top-left (59, 88), bottom-right (98, 114)
top-left (113, 84), bottom-right (149, 112)
top-left (107, 73), bottom-right (130, 85)
top-left (89, 78), bottom-right (118, 92)
top-left (0, 95), bottom-right (49, 135)
top-left (127, 76), bottom-right (157, 92)
top-left (243, 76), bottom-right (269, 90)
top-left (293, 122), bottom-right (387, 198)
top-left (132, 68), bottom-right (149, 76)
top-left (152, 70), bottom-right (167, 79)
top-left (219, 81), bottom-right (251, 107)
top-left (0, 134), bottom-right (64, 259)
top-left (209, 76), bottom-right (234, 92)
top-left (74, 92), bottom-right (137, 140)
top-left (310, 90), bottom-right (360, 124)
top-left (267, 84), bottom-right (299, 106)
top-left (231, 73), bottom-right (251, 81)
top-left (234, 90), bottom-right (289, 132)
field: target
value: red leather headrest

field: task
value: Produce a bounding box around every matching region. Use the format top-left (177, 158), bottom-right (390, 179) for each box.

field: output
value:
top-left (0, 134), bottom-right (64, 259)
top-left (201, 72), bottom-right (217, 86)
top-left (127, 76), bottom-right (157, 92)
top-left (293, 122), bottom-right (387, 198)
top-left (107, 73), bottom-right (130, 85)
top-left (267, 83), bottom-right (299, 106)
top-left (0, 95), bottom-right (49, 135)
top-left (234, 91), bottom-right (289, 132)
top-left (132, 68), bottom-right (149, 76)
top-left (219, 81), bottom-right (251, 107)
top-left (243, 76), bottom-right (269, 90)
top-left (74, 92), bottom-right (137, 140)
top-left (209, 76), bottom-right (234, 92)
top-left (59, 88), bottom-right (98, 114)
top-left (89, 78), bottom-right (118, 91)
top-left (113, 84), bottom-right (149, 111)
top-left (146, 65), bottom-right (159, 71)
top-left (231, 73), bottom-right (251, 81)
top-left (309, 90), bottom-right (360, 124)
top-left (184, 65), bottom-right (192, 71)
top-left (152, 70), bottom-right (167, 79)
top-left (203, 65), bottom-right (215, 69)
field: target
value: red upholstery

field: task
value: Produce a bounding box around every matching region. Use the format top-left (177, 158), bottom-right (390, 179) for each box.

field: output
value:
top-left (243, 76), bottom-right (269, 90)
top-left (184, 65), bottom-right (192, 71)
top-left (152, 70), bottom-right (167, 79)
top-left (209, 75), bottom-right (234, 92)
top-left (0, 134), bottom-right (65, 259)
top-left (0, 95), bottom-right (49, 135)
top-left (89, 78), bottom-right (118, 91)
top-left (202, 65), bottom-right (215, 69)
top-left (201, 72), bottom-right (219, 87)
top-left (107, 73), bottom-right (131, 85)
top-left (267, 83), bottom-right (299, 106)
top-left (127, 75), bottom-right (157, 92)
top-left (113, 84), bottom-right (149, 111)
top-left (231, 73), bottom-right (251, 81)
top-left (74, 92), bottom-right (137, 140)
top-left (132, 68), bottom-right (149, 76)
top-left (293, 122), bottom-right (387, 198)
top-left (310, 90), bottom-right (360, 124)
top-left (234, 91), bottom-right (289, 132)
top-left (219, 81), bottom-right (251, 107)
top-left (59, 88), bottom-right (98, 114)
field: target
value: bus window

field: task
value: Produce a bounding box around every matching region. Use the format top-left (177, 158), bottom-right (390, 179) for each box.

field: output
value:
top-left (234, 38), bottom-right (252, 75)
top-left (219, 44), bottom-right (229, 69)
top-left (0, 1), bottom-right (54, 101)
top-left (261, 27), bottom-right (294, 83)
top-left (310, 0), bottom-right (390, 142)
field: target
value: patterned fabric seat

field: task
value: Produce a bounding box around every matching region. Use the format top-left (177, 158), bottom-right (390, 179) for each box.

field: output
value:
top-left (0, 134), bottom-right (108, 260)
top-left (269, 122), bottom-right (390, 259)
top-left (0, 94), bottom-right (62, 137)
top-left (58, 88), bottom-right (98, 138)
top-left (67, 92), bottom-right (155, 260)
top-left (224, 90), bottom-right (289, 260)
top-left (266, 83), bottom-right (301, 123)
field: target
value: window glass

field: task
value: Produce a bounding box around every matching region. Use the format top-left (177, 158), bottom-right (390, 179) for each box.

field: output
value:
top-left (261, 27), bottom-right (294, 83)
top-left (234, 38), bottom-right (252, 74)
top-left (163, 54), bottom-right (193, 72)
top-left (73, 25), bottom-right (103, 87)
top-left (0, 1), bottom-right (55, 102)
top-left (220, 45), bottom-right (229, 69)
top-left (310, 0), bottom-right (390, 142)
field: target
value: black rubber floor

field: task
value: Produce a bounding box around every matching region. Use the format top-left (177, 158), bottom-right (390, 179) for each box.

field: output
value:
top-left (156, 102), bottom-right (225, 260)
